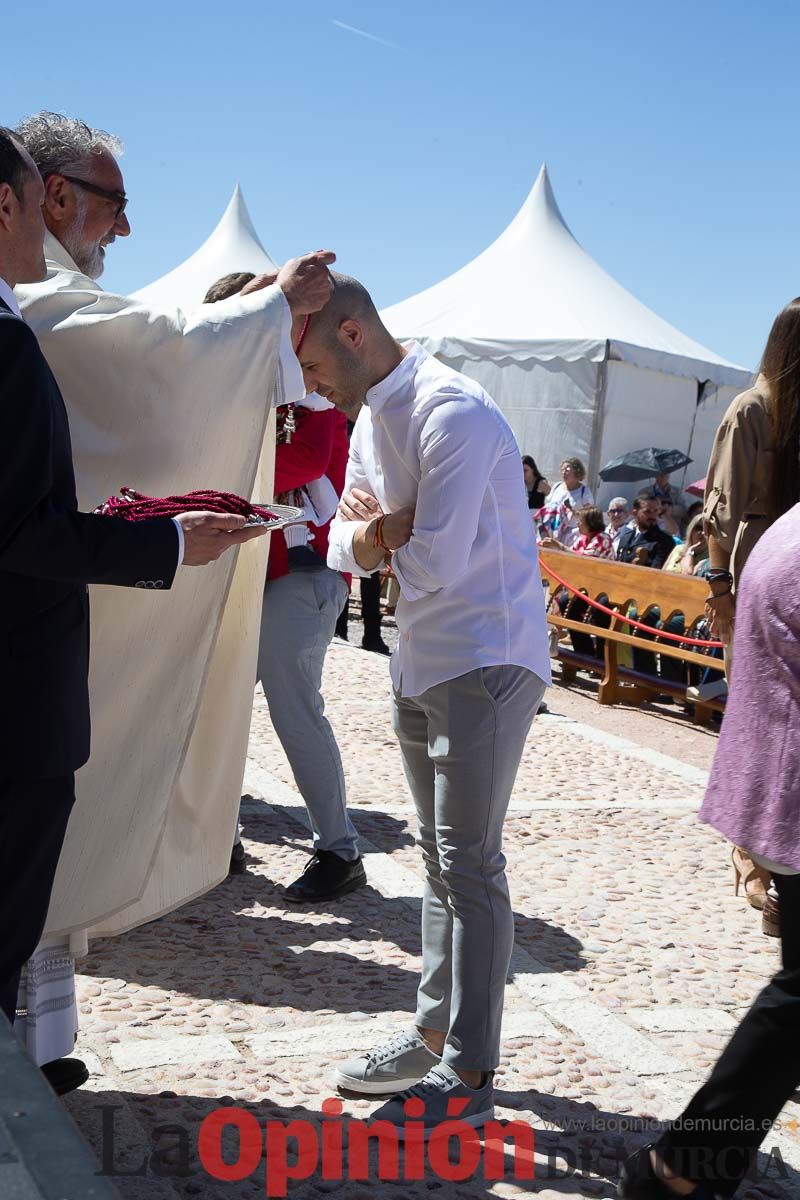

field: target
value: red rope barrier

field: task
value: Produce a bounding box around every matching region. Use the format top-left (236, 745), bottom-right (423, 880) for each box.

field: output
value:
top-left (540, 559), bottom-right (724, 651)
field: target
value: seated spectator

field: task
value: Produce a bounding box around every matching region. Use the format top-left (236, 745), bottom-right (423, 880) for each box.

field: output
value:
top-left (573, 506), bottom-right (615, 558)
top-left (664, 514), bottom-right (709, 576)
top-left (546, 457), bottom-right (594, 548)
top-left (605, 497), bottom-right (631, 551)
top-left (522, 454), bottom-right (551, 509)
top-left (616, 498), bottom-right (676, 569)
top-left (549, 508), bottom-right (613, 657)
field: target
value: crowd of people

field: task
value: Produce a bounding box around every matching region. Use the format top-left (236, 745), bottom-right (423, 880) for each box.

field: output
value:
top-left (3, 109), bottom-right (800, 1200)
top-left (528, 454), bottom-right (704, 571)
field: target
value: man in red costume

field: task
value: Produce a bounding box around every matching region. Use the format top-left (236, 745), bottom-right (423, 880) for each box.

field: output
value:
top-left (207, 273), bottom-right (365, 903)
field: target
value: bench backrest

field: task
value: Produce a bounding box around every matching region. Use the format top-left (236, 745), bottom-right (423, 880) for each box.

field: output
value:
top-left (538, 548), bottom-right (709, 626)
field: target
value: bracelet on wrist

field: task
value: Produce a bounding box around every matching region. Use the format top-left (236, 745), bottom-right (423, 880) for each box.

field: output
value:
top-left (706, 568), bottom-right (733, 585)
top-left (372, 513), bottom-right (392, 554)
top-left (706, 586), bottom-right (732, 600)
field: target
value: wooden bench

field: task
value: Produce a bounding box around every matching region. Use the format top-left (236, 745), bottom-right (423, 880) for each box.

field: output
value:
top-left (538, 548), bottom-right (725, 725)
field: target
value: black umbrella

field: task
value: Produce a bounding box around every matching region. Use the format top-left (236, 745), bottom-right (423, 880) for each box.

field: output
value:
top-left (599, 447), bottom-right (692, 483)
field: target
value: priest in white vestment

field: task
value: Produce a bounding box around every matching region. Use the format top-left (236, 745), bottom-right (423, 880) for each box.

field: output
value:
top-left (13, 111), bottom-right (331, 1084)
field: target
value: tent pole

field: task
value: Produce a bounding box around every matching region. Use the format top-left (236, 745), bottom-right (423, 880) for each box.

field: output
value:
top-left (588, 341), bottom-right (610, 492)
top-left (683, 379), bottom-right (710, 491)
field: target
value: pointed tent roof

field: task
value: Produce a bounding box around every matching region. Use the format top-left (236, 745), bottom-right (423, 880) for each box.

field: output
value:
top-left (381, 165), bottom-right (749, 388)
top-left (132, 184), bottom-right (277, 310)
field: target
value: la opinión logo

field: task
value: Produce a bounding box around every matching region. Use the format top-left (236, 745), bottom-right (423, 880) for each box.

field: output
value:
top-left (198, 1097), bottom-right (536, 1196)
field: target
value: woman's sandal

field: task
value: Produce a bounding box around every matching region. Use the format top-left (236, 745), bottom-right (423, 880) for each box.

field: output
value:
top-left (731, 846), bottom-right (770, 911)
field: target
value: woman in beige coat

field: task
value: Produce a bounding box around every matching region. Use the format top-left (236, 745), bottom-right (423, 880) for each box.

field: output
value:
top-left (704, 297), bottom-right (800, 933)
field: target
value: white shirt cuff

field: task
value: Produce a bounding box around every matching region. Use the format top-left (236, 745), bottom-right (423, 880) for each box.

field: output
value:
top-left (171, 517), bottom-right (185, 567)
top-left (272, 290), bottom-right (307, 408)
top-left (327, 520), bottom-right (372, 577)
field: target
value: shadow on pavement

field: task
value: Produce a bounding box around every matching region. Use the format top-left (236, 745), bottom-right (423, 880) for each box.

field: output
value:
top-left (63, 1083), bottom-right (627, 1198)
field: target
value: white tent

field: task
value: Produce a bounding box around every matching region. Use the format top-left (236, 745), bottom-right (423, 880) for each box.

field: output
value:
top-left (133, 184), bottom-right (277, 310)
top-left (381, 165), bottom-right (752, 504)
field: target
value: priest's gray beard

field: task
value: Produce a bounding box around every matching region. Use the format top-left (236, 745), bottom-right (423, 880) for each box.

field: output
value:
top-left (60, 196), bottom-right (107, 280)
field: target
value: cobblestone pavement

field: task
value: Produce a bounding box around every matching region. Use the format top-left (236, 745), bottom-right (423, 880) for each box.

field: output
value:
top-left (63, 639), bottom-right (799, 1199)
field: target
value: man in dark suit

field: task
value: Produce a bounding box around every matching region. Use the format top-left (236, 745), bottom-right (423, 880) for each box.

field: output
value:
top-left (0, 129), bottom-right (271, 1090)
top-left (616, 496), bottom-right (676, 570)
top-left (615, 495), bottom-right (680, 680)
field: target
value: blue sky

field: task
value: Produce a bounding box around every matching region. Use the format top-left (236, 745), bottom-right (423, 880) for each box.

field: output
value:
top-left (6, 1), bottom-right (800, 368)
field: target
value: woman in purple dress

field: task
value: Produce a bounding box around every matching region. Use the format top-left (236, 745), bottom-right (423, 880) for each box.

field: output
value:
top-left (620, 504), bottom-right (800, 1196)
top-left (703, 299), bottom-right (800, 930)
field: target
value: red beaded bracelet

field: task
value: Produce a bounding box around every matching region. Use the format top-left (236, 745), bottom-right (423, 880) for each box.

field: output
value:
top-left (373, 514), bottom-right (392, 554)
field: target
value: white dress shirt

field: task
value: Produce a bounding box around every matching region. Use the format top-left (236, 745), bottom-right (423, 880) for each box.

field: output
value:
top-left (327, 342), bottom-right (552, 698)
top-left (0, 274), bottom-right (188, 565)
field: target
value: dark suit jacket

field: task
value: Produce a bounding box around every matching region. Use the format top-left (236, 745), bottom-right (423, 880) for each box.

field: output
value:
top-left (616, 523), bottom-right (676, 571)
top-left (0, 297), bottom-right (180, 780)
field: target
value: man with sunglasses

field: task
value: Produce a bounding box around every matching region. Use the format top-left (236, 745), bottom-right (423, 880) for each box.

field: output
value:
top-left (605, 497), bottom-right (632, 551)
top-left (35, 164), bottom-right (128, 281)
top-left (11, 110), bottom-right (334, 1090)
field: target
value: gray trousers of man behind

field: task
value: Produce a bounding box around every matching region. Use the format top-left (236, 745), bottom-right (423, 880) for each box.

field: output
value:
top-left (257, 568), bottom-right (358, 861)
top-left (392, 666), bottom-right (545, 1072)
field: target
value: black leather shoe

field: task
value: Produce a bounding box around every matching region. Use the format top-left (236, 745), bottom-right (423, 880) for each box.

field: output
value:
top-left (42, 1057), bottom-right (89, 1096)
top-left (285, 850), bottom-right (367, 903)
top-left (361, 638), bottom-right (390, 655)
top-left (229, 842), bottom-right (246, 875)
top-left (618, 1144), bottom-right (717, 1198)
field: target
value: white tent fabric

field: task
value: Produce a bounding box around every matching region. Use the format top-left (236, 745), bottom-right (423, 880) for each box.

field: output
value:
top-left (381, 166), bottom-right (752, 502)
top-left (133, 184), bottom-right (277, 310)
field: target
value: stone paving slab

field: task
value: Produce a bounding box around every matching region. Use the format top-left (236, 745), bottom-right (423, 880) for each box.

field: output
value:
top-left (60, 642), bottom-right (800, 1198)
top-left (631, 1007), bottom-right (739, 1033)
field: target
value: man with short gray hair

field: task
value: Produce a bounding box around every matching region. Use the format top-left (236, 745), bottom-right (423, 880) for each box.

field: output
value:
top-left (605, 496), bottom-right (632, 550)
top-left (12, 110), bottom-right (335, 1089)
top-left (15, 112), bottom-right (126, 279)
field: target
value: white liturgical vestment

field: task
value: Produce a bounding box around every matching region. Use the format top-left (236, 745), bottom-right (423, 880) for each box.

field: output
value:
top-left (16, 233), bottom-right (304, 946)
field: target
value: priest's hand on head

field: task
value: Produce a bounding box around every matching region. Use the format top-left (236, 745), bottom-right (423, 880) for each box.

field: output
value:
top-left (338, 487), bottom-right (382, 523)
top-left (277, 251), bottom-right (336, 316)
top-left (239, 271), bottom-right (280, 295)
top-left (175, 512), bottom-right (269, 566)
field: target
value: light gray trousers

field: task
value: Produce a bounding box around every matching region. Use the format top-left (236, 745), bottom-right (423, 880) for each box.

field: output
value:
top-left (392, 666), bottom-right (545, 1072)
top-left (257, 568), bottom-right (359, 861)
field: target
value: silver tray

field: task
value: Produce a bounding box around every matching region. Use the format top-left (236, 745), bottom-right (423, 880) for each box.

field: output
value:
top-left (245, 502), bottom-right (305, 529)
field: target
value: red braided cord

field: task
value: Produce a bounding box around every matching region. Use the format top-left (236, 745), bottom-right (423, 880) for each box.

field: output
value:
top-left (98, 488), bottom-right (277, 523)
top-left (295, 314), bottom-right (311, 355)
top-left (540, 560), bottom-right (724, 650)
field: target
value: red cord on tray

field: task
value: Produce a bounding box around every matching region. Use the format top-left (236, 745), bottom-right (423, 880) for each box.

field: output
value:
top-left (97, 487), bottom-right (277, 523)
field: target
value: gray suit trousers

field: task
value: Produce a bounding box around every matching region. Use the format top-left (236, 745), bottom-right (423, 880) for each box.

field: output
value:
top-left (258, 568), bottom-right (358, 861)
top-left (392, 665), bottom-right (545, 1072)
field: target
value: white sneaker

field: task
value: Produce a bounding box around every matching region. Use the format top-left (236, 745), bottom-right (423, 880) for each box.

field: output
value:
top-left (333, 1029), bottom-right (441, 1095)
top-left (687, 678), bottom-right (728, 703)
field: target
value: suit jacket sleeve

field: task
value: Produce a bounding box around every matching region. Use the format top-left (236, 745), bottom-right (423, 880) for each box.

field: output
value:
top-left (0, 316), bottom-right (179, 588)
top-left (648, 531), bottom-right (675, 571)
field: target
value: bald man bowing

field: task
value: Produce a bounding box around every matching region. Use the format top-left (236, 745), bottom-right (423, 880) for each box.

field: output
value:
top-left (300, 274), bottom-right (551, 1135)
